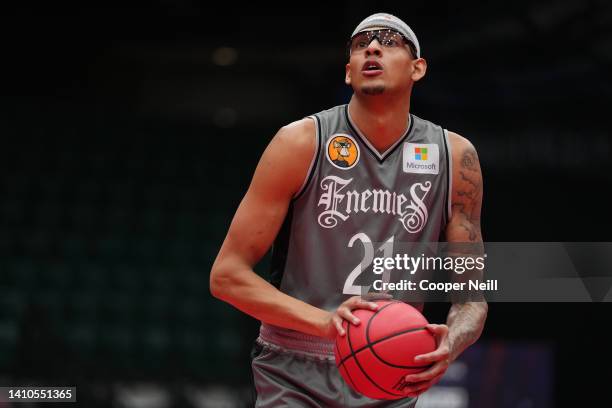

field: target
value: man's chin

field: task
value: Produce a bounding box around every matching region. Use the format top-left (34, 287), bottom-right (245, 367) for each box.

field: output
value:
top-left (361, 84), bottom-right (386, 95)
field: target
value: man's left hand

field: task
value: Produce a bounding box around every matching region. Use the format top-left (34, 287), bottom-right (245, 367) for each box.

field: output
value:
top-left (401, 324), bottom-right (453, 396)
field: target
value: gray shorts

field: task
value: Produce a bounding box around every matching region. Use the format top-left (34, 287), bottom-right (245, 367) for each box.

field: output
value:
top-left (251, 339), bottom-right (418, 408)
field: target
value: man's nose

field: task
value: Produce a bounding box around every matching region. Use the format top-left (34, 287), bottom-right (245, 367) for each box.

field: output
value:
top-left (366, 39), bottom-right (383, 56)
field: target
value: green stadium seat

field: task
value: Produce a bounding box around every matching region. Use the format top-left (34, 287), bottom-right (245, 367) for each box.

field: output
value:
top-left (166, 239), bottom-right (196, 265)
top-left (142, 325), bottom-right (171, 353)
top-left (21, 229), bottom-right (54, 258)
top-left (131, 238), bottom-right (161, 263)
top-left (37, 262), bottom-right (74, 293)
top-left (8, 259), bottom-right (38, 290)
top-left (39, 177), bottom-right (64, 201)
top-left (144, 185), bottom-right (170, 206)
top-left (99, 292), bottom-right (136, 325)
top-left (65, 322), bottom-right (96, 353)
top-left (143, 267), bottom-right (176, 294)
top-left (175, 297), bottom-right (203, 326)
top-left (34, 290), bottom-right (65, 325)
top-left (137, 294), bottom-right (171, 324)
top-left (68, 291), bottom-right (99, 323)
top-left (56, 150), bottom-right (77, 173)
top-left (98, 323), bottom-right (135, 356)
top-left (176, 328), bottom-right (207, 356)
top-left (1, 198), bottom-right (25, 226)
top-left (96, 235), bottom-right (128, 261)
top-left (0, 230), bottom-right (12, 257)
top-left (59, 234), bottom-right (88, 260)
top-left (105, 206), bottom-right (132, 234)
top-left (107, 181), bottom-right (135, 205)
top-left (76, 263), bottom-right (110, 291)
top-left (0, 288), bottom-right (26, 320)
top-left (112, 265), bottom-right (142, 293)
top-left (177, 268), bottom-right (207, 295)
top-left (141, 208), bottom-right (165, 234)
top-left (36, 201), bottom-right (63, 229)
top-left (1, 173), bottom-right (29, 199)
top-left (70, 204), bottom-right (100, 233)
top-left (174, 212), bottom-right (199, 239)
top-left (0, 320), bottom-right (18, 368)
top-left (75, 179), bottom-right (103, 204)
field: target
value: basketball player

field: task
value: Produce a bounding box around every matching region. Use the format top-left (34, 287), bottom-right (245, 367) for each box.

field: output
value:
top-left (210, 13), bottom-right (487, 407)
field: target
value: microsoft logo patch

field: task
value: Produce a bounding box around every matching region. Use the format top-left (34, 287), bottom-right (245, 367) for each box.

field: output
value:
top-left (414, 147), bottom-right (428, 161)
top-left (403, 143), bottom-right (439, 175)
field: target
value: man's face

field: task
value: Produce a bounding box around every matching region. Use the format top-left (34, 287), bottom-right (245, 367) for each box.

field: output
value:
top-left (345, 28), bottom-right (424, 96)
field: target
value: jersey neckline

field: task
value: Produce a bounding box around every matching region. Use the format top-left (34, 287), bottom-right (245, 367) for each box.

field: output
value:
top-left (344, 104), bottom-right (414, 163)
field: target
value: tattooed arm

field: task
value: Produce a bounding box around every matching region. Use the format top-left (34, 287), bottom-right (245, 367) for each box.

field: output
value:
top-left (443, 131), bottom-right (488, 361)
top-left (400, 132), bottom-right (488, 396)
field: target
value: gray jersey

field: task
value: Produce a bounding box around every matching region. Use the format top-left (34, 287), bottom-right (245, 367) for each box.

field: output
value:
top-left (269, 104), bottom-right (451, 311)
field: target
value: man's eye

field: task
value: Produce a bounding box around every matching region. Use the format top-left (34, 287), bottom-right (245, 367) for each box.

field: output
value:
top-left (356, 41), bottom-right (368, 48)
top-left (385, 39), bottom-right (399, 47)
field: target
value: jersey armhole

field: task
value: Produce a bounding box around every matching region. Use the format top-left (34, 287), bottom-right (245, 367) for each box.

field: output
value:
top-left (292, 115), bottom-right (321, 200)
top-left (443, 128), bottom-right (453, 222)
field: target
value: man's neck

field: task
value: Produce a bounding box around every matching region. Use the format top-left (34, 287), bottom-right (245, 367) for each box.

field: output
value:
top-left (347, 93), bottom-right (411, 154)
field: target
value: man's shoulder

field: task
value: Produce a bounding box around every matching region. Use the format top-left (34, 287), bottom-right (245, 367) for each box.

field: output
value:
top-left (276, 117), bottom-right (316, 151)
top-left (447, 131), bottom-right (476, 154)
top-left (266, 118), bottom-right (317, 189)
top-left (275, 103), bottom-right (345, 149)
top-left (250, 118), bottom-right (317, 199)
top-left (307, 104), bottom-right (346, 121)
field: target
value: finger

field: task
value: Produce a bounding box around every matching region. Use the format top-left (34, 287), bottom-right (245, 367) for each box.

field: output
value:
top-left (355, 295), bottom-right (386, 310)
top-left (404, 361), bottom-right (448, 383)
top-left (404, 363), bottom-right (445, 384)
top-left (414, 346), bottom-right (450, 363)
top-left (402, 373), bottom-right (444, 396)
top-left (346, 296), bottom-right (364, 305)
top-left (346, 297), bottom-right (379, 310)
top-left (425, 324), bottom-right (449, 338)
top-left (333, 315), bottom-right (346, 336)
top-left (346, 295), bottom-right (384, 309)
top-left (363, 300), bottom-right (380, 310)
top-left (355, 298), bottom-right (380, 311)
top-left (402, 372), bottom-right (445, 395)
top-left (338, 308), bottom-right (361, 326)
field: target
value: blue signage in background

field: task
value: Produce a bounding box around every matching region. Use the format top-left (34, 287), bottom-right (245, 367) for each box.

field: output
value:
top-left (418, 342), bottom-right (554, 408)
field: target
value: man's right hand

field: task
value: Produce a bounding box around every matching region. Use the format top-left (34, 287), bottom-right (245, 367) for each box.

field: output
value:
top-left (321, 295), bottom-right (387, 340)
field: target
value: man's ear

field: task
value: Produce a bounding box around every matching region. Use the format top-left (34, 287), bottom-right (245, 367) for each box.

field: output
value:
top-left (345, 63), bottom-right (352, 85)
top-left (411, 58), bottom-right (427, 82)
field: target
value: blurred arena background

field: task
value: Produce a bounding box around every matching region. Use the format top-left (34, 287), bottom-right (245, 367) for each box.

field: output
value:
top-left (1, 1), bottom-right (611, 407)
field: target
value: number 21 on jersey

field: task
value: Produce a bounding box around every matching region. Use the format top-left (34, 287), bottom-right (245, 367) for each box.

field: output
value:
top-left (343, 233), bottom-right (394, 295)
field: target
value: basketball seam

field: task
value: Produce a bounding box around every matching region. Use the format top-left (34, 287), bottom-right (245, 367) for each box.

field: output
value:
top-left (368, 334), bottom-right (434, 369)
top-left (345, 303), bottom-right (404, 399)
top-left (337, 301), bottom-right (428, 368)
top-left (338, 326), bottom-right (429, 368)
top-left (366, 302), bottom-right (433, 369)
top-left (335, 340), bottom-right (361, 395)
top-left (337, 301), bottom-right (398, 367)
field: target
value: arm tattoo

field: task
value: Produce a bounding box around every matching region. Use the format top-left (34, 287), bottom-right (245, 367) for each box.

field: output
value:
top-left (447, 301), bottom-right (488, 361)
top-left (451, 146), bottom-right (483, 242)
top-left (461, 149), bottom-right (478, 170)
top-left (446, 144), bottom-right (487, 361)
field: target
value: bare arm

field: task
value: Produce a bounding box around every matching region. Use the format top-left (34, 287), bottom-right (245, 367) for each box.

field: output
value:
top-left (210, 118), bottom-right (332, 337)
top-left (210, 119), bottom-right (378, 339)
top-left (444, 131), bottom-right (488, 361)
top-left (396, 132), bottom-right (489, 396)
